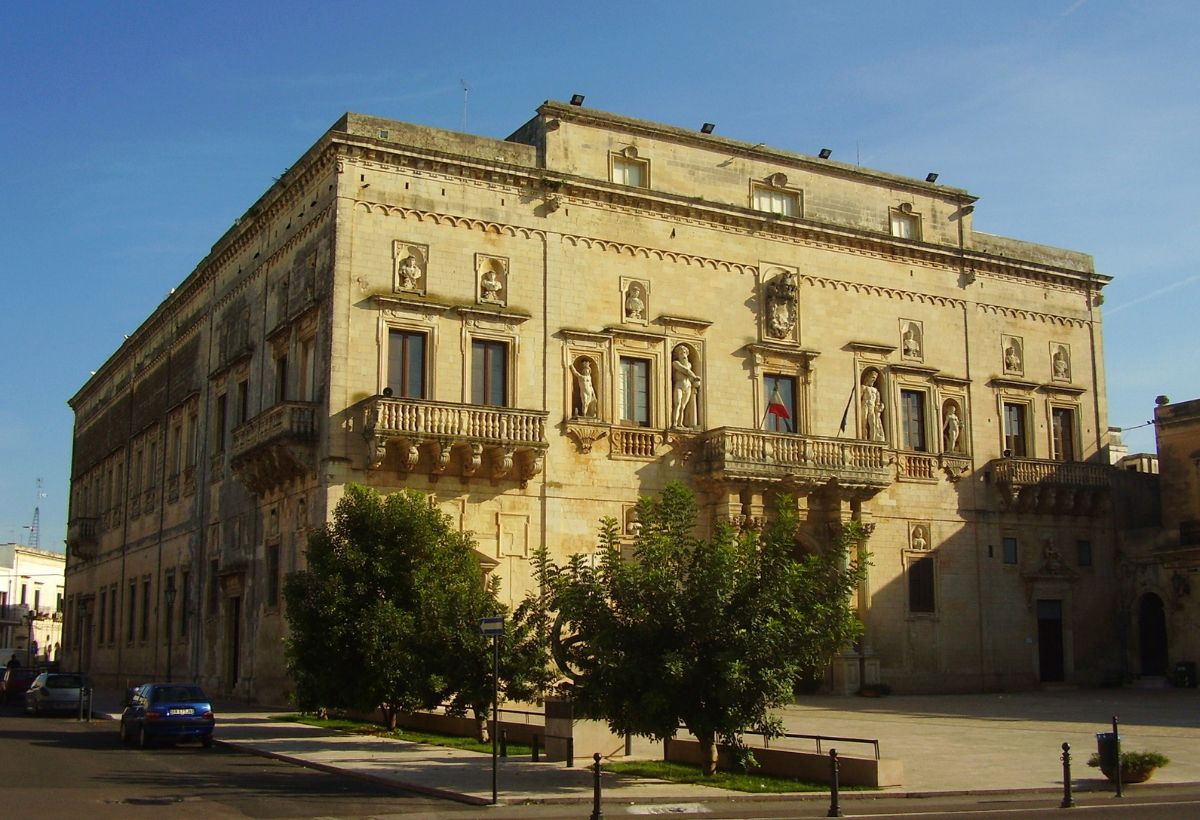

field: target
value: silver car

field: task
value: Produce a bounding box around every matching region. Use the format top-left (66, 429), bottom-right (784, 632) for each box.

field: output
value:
top-left (25, 673), bottom-right (89, 716)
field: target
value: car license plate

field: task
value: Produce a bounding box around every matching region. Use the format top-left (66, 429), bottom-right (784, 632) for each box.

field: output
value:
top-left (168, 708), bottom-right (193, 715)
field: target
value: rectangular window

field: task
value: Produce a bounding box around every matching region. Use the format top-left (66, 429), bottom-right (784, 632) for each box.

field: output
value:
top-left (147, 440), bottom-right (158, 485)
top-left (752, 185), bottom-right (799, 216)
top-left (266, 543), bottom-right (281, 607)
top-left (97, 588), bottom-right (107, 645)
top-left (275, 354), bottom-right (289, 403)
top-left (208, 558), bottom-right (220, 615)
top-left (1077, 540), bottom-right (1093, 567)
top-left (127, 580), bottom-right (137, 642)
top-left (890, 210), bottom-right (921, 239)
top-left (763, 374), bottom-right (796, 433)
top-left (900, 390), bottom-right (928, 452)
top-left (908, 556), bottom-right (936, 613)
top-left (299, 337), bottom-right (316, 401)
top-left (108, 585), bottom-right (117, 644)
top-left (34, 589), bottom-right (41, 611)
top-left (164, 574), bottom-right (175, 640)
top-left (387, 329), bottom-right (427, 398)
top-left (131, 449), bottom-right (143, 493)
top-left (140, 578), bottom-right (151, 641)
top-left (1003, 402), bottom-right (1028, 457)
top-left (171, 424), bottom-right (183, 473)
top-left (214, 394), bottom-right (228, 452)
top-left (619, 357), bottom-right (652, 427)
top-left (186, 414), bottom-right (198, 466)
top-left (1002, 537), bottom-right (1019, 565)
top-left (181, 571), bottom-right (191, 637)
top-left (471, 340), bottom-right (508, 407)
top-left (236, 379), bottom-right (249, 424)
top-left (612, 156), bottom-right (648, 188)
top-left (20, 584), bottom-right (27, 605)
top-left (1051, 407), bottom-right (1077, 462)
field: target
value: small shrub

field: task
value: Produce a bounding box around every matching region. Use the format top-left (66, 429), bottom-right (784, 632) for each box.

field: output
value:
top-left (1087, 750), bottom-right (1169, 782)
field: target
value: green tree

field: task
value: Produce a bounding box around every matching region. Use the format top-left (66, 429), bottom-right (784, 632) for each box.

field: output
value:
top-left (548, 481), bottom-right (868, 775)
top-left (284, 484), bottom-right (553, 732)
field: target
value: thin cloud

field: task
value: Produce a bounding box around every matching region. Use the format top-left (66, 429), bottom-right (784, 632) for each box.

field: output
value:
top-left (1106, 274), bottom-right (1200, 317)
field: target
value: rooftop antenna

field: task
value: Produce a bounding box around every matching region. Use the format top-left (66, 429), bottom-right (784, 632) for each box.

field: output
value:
top-left (27, 477), bottom-right (44, 549)
top-left (856, 140), bottom-right (861, 167)
top-left (460, 79), bottom-right (469, 132)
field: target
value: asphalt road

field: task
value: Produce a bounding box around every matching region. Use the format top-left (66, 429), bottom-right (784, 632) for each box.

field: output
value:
top-left (4, 703), bottom-right (1200, 819)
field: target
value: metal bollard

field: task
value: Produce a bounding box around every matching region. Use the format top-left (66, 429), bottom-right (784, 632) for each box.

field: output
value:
top-left (532, 733), bottom-right (540, 763)
top-left (827, 748), bottom-right (843, 817)
top-left (1061, 742), bottom-right (1075, 808)
top-left (500, 729), bottom-right (508, 758)
top-left (589, 752), bottom-right (604, 820)
top-left (566, 736), bottom-right (574, 768)
top-left (1112, 716), bottom-right (1122, 798)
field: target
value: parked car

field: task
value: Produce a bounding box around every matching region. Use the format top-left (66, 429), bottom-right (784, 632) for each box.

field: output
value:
top-left (119, 683), bottom-right (215, 748)
top-left (25, 672), bottom-right (89, 716)
top-left (1, 667), bottom-right (39, 705)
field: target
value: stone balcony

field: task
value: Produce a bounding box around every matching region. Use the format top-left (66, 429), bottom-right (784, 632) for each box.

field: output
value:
top-left (986, 457), bottom-right (1113, 515)
top-left (231, 401), bottom-right (320, 495)
top-left (359, 396), bottom-right (548, 487)
top-left (66, 516), bottom-right (100, 559)
top-left (693, 427), bottom-right (892, 494)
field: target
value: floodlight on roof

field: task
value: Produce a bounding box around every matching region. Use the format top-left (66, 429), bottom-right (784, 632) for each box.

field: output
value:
top-left (926, 172), bottom-right (939, 183)
top-left (818, 148), bottom-right (832, 159)
top-left (700, 123), bottom-right (715, 134)
top-left (569, 94), bottom-right (585, 106)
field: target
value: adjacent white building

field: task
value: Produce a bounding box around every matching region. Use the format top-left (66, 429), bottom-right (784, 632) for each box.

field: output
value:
top-left (0, 543), bottom-right (65, 665)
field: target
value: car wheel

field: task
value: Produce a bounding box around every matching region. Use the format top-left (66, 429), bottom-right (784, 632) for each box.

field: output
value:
top-left (201, 735), bottom-right (213, 749)
top-left (31, 701), bottom-right (40, 717)
top-left (119, 720), bottom-right (129, 744)
top-left (137, 725), bottom-right (150, 749)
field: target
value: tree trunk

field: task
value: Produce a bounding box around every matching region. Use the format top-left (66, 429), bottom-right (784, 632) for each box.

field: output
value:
top-left (697, 730), bottom-right (719, 776)
top-left (474, 707), bottom-right (490, 743)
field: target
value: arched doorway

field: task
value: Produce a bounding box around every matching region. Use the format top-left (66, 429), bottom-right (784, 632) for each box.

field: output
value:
top-left (1138, 593), bottom-right (1168, 676)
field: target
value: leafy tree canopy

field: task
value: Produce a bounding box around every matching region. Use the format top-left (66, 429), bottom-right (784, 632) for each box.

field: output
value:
top-left (547, 481), bottom-right (869, 774)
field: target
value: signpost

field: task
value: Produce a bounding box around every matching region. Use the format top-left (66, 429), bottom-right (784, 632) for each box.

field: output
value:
top-left (479, 616), bottom-right (505, 805)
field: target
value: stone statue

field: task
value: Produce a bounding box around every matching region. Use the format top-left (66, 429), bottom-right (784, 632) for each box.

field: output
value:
top-left (765, 272), bottom-right (797, 338)
top-left (671, 346), bottom-right (701, 428)
top-left (861, 370), bottom-right (885, 442)
top-left (569, 357), bottom-right (598, 418)
top-left (625, 283), bottom-right (645, 320)
top-left (480, 269), bottom-right (503, 303)
top-left (911, 526), bottom-right (928, 551)
top-left (398, 255), bottom-right (422, 290)
top-left (1053, 348), bottom-right (1069, 380)
top-left (943, 403), bottom-right (962, 452)
top-left (1004, 343), bottom-right (1022, 373)
top-left (903, 327), bottom-right (921, 358)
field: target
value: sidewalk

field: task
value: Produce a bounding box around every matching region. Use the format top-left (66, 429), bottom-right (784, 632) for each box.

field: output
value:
top-left (91, 687), bottom-right (1200, 807)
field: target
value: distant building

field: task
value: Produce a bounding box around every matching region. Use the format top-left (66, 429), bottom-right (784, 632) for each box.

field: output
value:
top-left (0, 544), bottom-right (65, 665)
top-left (64, 102), bottom-right (1123, 702)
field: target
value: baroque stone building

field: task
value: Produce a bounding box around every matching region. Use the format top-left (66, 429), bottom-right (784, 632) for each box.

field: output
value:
top-left (63, 101), bottom-right (1122, 701)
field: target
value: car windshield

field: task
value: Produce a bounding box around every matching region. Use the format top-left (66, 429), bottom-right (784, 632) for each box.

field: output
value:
top-left (46, 675), bottom-right (83, 689)
top-left (151, 686), bottom-right (207, 703)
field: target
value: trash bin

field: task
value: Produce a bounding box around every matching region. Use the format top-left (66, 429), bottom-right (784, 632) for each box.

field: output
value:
top-left (1173, 661), bottom-right (1196, 688)
top-left (1095, 732), bottom-right (1118, 779)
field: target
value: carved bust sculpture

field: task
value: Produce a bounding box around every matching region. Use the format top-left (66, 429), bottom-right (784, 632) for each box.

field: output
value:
top-left (1004, 343), bottom-right (1022, 373)
top-left (911, 526), bottom-right (927, 551)
top-left (903, 327), bottom-right (921, 358)
top-left (625, 283), bottom-right (645, 320)
top-left (480, 269), bottom-right (503, 303)
top-left (765, 272), bottom-right (797, 339)
top-left (398, 255), bottom-right (422, 290)
top-left (671, 346), bottom-right (701, 428)
top-left (861, 370), bottom-right (885, 442)
top-left (1053, 348), bottom-right (1069, 380)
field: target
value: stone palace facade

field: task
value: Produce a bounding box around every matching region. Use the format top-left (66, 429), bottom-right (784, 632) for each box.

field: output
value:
top-left (63, 101), bottom-right (1121, 702)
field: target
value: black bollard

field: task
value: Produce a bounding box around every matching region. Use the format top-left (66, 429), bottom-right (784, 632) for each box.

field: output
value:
top-left (589, 752), bottom-right (604, 820)
top-left (532, 733), bottom-right (540, 763)
top-left (566, 736), bottom-right (574, 768)
top-left (827, 748), bottom-right (843, 817)
top-left (1061, 742), bottom-right (1075, 808)
top-left (500, 729), bottom-right (508, 758)
top-left (1112, 716), bottom-right (1122, 798)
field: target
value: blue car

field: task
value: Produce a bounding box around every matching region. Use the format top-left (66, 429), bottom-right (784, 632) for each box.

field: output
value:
top-left (119, 683), bottom-right (215, 748)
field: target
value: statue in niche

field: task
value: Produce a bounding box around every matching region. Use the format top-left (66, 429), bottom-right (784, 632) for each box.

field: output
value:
top-left (911, 526), bottom-right (928, 551)
top-left (861, 370), bottom-right (885, 442)
top-left (943, 402), bottom-right (962, 453)
top-left (624, 283), bottom-right (645, 320)
top-left (1053, 347), bottom-right (1070, 380)
top-left (764, 272), bottom-right (797, 339)
top-left (1004, 341), bottom-right (1022, 373)
top-left (903, 325), bottom-right (921, 358)
top-left (397, 255), bottom-right (422, 290)
top-left (480, 269), bottom-right (503, 303)
top-left (671, 345), bottom-right (702, 428)
top-left (569, 357), bottom-right (599, 418)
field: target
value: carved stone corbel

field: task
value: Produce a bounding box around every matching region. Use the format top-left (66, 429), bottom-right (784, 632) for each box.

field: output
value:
top-left (462, 443), bottom-right (483, 479)
top-left (430, 438), bottom-right (454, 476)
top-left (401, 439), bottom-right (421, 472)
top-left (519, 448), bottom-right (545, 488)
top-left (492, 447), bottom-right (515, 481)
top-left (565, 422), bottom-right (608, 454)
top-left (367, 435), bottom-right (388, 470)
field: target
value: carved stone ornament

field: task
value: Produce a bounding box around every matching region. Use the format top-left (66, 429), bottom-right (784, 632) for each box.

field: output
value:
top-left (1052, 345), bottom-right (1071, 382)
top-left (565, 422), bottom-right (608, 454)
top-left (910, 524), bottom-right (929, 551)
top-left (393, 242), bottom-right (427, 293)
top-left (764, 271), bottom-right (798, 339)
top-left (624, 281), bottom-right (647, 322)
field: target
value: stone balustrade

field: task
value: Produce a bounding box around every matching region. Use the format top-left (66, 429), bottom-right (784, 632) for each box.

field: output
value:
top-left (230, 401), bottom-right (320, 495)
top-left (986, 457), bottom-right (1113, 515)
top-left (695, 427), bottom-right (891, 492)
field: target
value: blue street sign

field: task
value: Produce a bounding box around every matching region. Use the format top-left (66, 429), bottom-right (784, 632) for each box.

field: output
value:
top-left (479, 616), bottom-right (505, 636)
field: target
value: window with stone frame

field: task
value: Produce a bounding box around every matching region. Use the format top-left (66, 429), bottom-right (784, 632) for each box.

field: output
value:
top-left (889, 205), bottom-right (922, 239)
top-left (1003, 401), bottom-right (1029, 457)
top-left (387, 328), bottom-right (427, 399)
top-left (752, 183), bottom-right (800, 217)
top-left (619, 356), bottom-right (652, 427)
top-left (763, 373), bottom-right (797, 433)
top-left (266, 542), bottom-right (281, 608)
top-left (899, 389), bottom-right (929, 452)
top-left (1002, 536), bottom-right (1019, 565)
top-left (1051, 405), bottom-right (1078, 462)
top-left (611, 151), bottom-right (649, 188)
top-left (471, 338), bottom-right (509, 407)
top-left (907, 554), bottom-right (936, 614)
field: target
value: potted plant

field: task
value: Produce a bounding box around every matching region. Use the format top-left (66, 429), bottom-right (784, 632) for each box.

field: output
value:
top-left (1087, 750), bottom-right (1170, 784)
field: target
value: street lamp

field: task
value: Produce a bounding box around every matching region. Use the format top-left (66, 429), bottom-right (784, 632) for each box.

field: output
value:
top-left (164, 582), bottom-right (177, 682)
top-left (24, 609), bottom-right (40, 667)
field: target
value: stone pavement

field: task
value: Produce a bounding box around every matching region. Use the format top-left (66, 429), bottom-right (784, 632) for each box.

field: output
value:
top-left (91, 686), bottom-right (1200, 807)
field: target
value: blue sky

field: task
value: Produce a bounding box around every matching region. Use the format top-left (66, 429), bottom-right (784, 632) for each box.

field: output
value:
top-left (2, 1), bottom-right (1197, 549)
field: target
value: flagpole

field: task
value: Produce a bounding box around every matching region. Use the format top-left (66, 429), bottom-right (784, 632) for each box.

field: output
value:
top-left (837, 382), bottom-right (856, 438)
